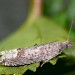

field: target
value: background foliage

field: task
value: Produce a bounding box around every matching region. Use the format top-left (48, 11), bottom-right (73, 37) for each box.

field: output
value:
top-left (0, 0), bottom-right (75, 75)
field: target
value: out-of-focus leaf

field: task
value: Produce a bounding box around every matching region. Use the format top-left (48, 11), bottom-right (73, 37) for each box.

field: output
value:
top-left (44, 0), bottom-right (68, 28)
top-left (50, 0), bottom-right (63, 13)
top-left (52, 12), bottom-right (68, 27)
top-left (68, 0), bottom-right (75, 19)
top-left (44, 0), bottom-right (63, 15)
top-left (0, 16), bottom-right (68, 74)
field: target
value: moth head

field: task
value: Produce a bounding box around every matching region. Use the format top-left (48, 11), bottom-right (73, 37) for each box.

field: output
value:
top-left (61, 41), bottom-right (73, 49)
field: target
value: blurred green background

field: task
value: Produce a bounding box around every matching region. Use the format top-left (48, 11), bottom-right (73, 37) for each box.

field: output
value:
top-left (0, 0), bottom-right (75, 75)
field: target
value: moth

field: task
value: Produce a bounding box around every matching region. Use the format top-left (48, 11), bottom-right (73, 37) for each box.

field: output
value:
top-left (0, 21), bottom-right (73, 66)
top-left (0, 41), bottom-right (73, 66)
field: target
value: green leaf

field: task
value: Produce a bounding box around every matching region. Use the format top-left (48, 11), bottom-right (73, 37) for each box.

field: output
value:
top-left (49, 57), bottom-right (58, 65)
top-left (0, 16), bottom-right (68, 74)
top-left (47, 54), bottom-right (66, 65)
top-left (28, 62), bottom-right (40, 72)
top-left (58, 54), bottom-right (67, 58)
top-left (0, 65), bottom-right (28, 75)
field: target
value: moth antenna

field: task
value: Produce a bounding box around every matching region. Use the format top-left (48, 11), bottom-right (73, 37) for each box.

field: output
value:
top-left (67, 20), bottom-right (73, 41)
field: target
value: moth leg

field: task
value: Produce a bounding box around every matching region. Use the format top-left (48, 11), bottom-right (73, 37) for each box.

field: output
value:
top-left (40, 60), bottom-right (49, 67)
top-left (40, 62), bottom-right (46, 67)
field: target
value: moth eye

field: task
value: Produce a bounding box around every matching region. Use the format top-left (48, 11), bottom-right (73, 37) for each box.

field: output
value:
top-left (59, 49), bottom-right (62, 53)
top-left (0, 54), bottom-right (2, 57)
top-left (66, 44), bottom-right (68, 48)
top-left (0, 55), bottom-right (2, 63)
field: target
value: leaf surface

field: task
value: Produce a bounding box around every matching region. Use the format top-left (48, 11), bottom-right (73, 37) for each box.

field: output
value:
top-left (0, 16), bottom-right (68, 74)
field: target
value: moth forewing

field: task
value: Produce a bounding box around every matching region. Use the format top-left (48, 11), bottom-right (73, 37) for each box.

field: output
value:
top-left (0, 41), bottom-right (73, 66)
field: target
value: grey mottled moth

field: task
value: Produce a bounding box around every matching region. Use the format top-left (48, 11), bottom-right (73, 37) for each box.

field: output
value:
top-left (0, 41), bottom-right (73, 66)
top-left (0, 21), bottom-right (73, 66)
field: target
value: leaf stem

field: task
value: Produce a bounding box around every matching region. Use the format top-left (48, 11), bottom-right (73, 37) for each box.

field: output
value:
top-left (30, 0), bottom-right (43, 19)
